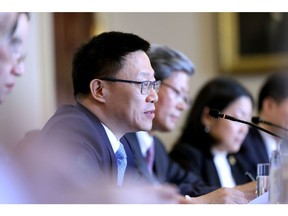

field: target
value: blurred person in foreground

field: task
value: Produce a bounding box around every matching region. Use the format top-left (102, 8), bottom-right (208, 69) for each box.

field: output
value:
top-left (18, 31), bottom-right (193, 203)
top-left (0, 12), bottom-right (29, 155)
top-left (122, 45), bottom-right (255, 203)
top-left (170, 76), bottom-right (256, 200)
top-left (0, 12), bottom-right (31, 203)
top-left (0, 13), bottom-right (28, 105)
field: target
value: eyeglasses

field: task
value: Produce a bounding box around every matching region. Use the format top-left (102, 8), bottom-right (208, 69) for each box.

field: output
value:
top-left (162, 82), bottom-right (191, 106)
top-left (99, 77), bottom-right (161, 95)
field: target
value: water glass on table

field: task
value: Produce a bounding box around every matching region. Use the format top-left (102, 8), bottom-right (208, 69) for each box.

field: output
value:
top-left (256, 163), bottom-right (270, 197)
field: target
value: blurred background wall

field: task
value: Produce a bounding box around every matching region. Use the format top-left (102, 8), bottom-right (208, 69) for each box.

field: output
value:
top-left (0, 12), bottom-right (277, 151)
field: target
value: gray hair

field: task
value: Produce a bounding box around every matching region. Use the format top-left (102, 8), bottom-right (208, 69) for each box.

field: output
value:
top-left (147, 44), bottom-right (195, 81)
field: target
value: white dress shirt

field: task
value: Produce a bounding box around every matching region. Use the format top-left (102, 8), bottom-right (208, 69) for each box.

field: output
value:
top-left (101, 123), bottom-right (120, 153)
top-left (212, 148), bottom-right (236, 188)
top-left (136, 131), bottom-right (154, 157)
top-left (259, 130), bottom-right (278, 159)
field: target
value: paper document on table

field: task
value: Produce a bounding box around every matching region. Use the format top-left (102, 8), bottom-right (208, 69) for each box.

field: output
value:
top-left (249, 191), bottom-right (269, 204)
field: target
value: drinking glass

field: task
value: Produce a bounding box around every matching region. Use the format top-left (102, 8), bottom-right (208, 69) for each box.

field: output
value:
top-left (256, 163), bottom-right (270, 197)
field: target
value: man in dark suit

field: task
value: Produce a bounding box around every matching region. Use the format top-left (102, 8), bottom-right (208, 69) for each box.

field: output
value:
top-left (236, 71), bottom-right (288, 179)
top-left (20, 32), bottom-right (188, 204)
top-left (122, 44), bottom-right (254, 203)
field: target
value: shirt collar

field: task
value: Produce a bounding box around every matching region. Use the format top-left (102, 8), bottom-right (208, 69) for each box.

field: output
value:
top-left (259, 130), bottom-right (278, 158)
top-left (102, 123), bottom-right (120, 153)
top-left (136, 131), bottom-right (154, 157)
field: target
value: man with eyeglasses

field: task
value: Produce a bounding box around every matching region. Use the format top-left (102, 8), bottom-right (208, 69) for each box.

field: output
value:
top-left (20, 31), bottom-right (195, 203)
top-left (121, 44), bottom-right (253, 204)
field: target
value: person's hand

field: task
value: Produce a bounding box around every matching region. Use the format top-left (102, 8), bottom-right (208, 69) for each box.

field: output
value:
top-left (234, 181), bottom-right (257, 202)
top-left (185, 187), bottom-right (248, 204)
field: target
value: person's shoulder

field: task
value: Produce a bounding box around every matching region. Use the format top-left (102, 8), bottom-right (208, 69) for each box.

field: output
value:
top-left (48, 104), bottom-right (98, 125)
top-left (241, 127), bottom-right (263, 150)
top-left (41, 104), bottom-right (101, 138)
top-left (54, 104), bottom-right (82, 117)
top-left (171, 142), bottom-right (201, 154)
top-left (170, 142), bottom-right (203, 161)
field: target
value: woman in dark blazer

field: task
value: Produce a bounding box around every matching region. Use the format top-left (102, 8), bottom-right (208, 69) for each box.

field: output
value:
top-left (170, 76), bottom-right (255, 188)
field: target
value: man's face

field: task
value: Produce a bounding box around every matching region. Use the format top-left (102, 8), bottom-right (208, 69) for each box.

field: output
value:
top-left (153, 71), bottom-right (190, 132)
top-left (103, 50), bottom-right (159, 138)
top-left (261, 97), bottom-right (288, 135)
top-left (0, 13), bottom-right (29, 104)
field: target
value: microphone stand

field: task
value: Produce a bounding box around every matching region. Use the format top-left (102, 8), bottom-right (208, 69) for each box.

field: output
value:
top-left (209, 109), bottom-right (288, 203)
top-left (209, 109), bottom-right (288, 141)
top-left (252, 117), bottom-right (288, 132)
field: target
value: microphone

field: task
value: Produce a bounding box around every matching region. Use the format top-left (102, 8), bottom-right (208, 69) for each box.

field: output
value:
top-left (209, 109), bottom-right (288, 141)
top-left (251, 116), bottom-right (288, 132)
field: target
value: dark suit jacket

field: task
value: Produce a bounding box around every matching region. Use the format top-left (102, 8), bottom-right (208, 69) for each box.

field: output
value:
top-left (39, 103), bottom-right (118, 183)
top-left (233, 127), bottom-right (270, 180)
top-left (170, 143), bottom-right (253, 188)
top-left (122, 132), bottom-right (219, 196)
top-left (25, 102), bottom-right (140, 202)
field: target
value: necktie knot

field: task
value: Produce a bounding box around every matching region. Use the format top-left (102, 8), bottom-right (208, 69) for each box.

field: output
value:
top-left (115, 143), bottom-right (127, 186)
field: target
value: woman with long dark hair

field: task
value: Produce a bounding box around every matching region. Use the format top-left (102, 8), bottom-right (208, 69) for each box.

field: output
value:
top-left (170, 76), bottom-right (254, 188)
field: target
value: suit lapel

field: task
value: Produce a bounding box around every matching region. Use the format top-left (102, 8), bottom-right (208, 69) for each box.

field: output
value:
top-left (75, 102), bottom-right (118, 179)
top-left (123, 133), bottom-right (159, 185)
top-left (207, 157), bottom-right (222, 187)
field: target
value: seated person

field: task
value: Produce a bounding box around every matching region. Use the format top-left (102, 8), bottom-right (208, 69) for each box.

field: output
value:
top-left (236, 71), bottom-right (288, 179)
top-left (123, 45), bottom-right (256, 203)
top-left (170, 76), bottom-right (255, 189)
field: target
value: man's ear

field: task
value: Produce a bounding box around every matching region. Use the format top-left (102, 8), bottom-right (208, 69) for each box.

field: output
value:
top-left (262, 96), bottom-right (276, 112)
top-left (90, 79), bottom-right (106, 102)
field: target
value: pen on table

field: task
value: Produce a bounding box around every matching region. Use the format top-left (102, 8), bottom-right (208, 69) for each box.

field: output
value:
top-left (245, 171), bottom-right (256, 181)
top-left (185, 195), bottom-right (192, 200)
